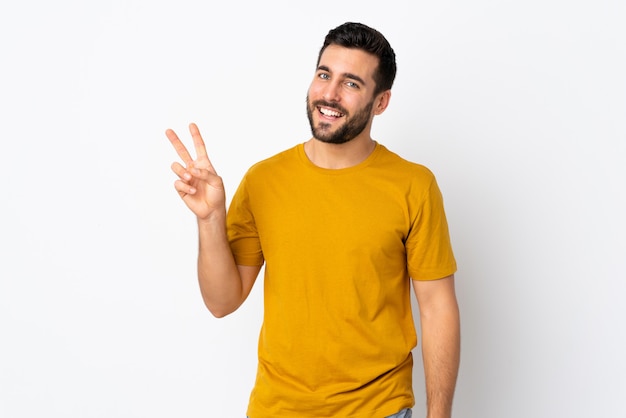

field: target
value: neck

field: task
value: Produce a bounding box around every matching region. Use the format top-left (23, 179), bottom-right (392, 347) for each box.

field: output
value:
top-left (304, 136), bottom-right (377, 169)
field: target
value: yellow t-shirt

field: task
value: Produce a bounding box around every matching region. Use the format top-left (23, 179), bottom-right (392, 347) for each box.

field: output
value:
top-left (227, 143), bottom-right (457, 418)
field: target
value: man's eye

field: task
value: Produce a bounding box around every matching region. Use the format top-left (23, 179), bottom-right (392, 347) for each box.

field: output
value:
top-left (346, 81), bottom-right (359, 88)
top-left (319, 73), bottom-right (330, 80)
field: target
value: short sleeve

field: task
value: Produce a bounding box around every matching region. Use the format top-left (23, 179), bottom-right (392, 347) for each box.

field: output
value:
top-left (227, 175), bottom-right (265, 266)
top-left (406, 176), bottom-right (457, 280)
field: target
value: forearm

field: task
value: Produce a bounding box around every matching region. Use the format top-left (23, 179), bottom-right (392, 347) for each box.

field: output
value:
top-left (420, 300), bottom-right (461, 418)
top-left (196, 214), bottom-right (245, 317)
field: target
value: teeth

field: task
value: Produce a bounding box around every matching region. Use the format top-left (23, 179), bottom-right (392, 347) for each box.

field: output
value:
top-left (320, 107), bottom-right (343, 117)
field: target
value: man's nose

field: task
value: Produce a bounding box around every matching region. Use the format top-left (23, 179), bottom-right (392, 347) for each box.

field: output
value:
top-left (322, 81), bottom-right (341, 103)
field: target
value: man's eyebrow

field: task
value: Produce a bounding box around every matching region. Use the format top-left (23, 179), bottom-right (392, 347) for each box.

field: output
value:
top-left (317, 65), bottom-right (367, 86)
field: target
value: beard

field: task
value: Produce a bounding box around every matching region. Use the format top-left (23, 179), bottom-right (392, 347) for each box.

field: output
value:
top-left (306, 95), bottom-right (374, 144)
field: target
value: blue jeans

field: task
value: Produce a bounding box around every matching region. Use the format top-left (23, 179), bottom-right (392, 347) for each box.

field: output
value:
top-left (387, 408), bottom-right (412, 418)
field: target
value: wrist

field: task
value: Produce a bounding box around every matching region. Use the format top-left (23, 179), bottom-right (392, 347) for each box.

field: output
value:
top-left (197, 206), bottom-right (226, 223)
top-left (197, 211), bottom-right (227, 231)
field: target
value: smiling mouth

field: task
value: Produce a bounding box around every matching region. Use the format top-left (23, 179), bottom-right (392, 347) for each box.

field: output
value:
top-left (318, 106), bottom-right (345, 118)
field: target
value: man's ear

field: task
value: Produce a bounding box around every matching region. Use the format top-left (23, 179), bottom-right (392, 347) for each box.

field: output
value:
top-left (373, 90), bottom-right (391, 115)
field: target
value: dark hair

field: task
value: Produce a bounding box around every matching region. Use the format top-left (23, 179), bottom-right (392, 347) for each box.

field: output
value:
top-left (317, 22), bottom-right (397, 95)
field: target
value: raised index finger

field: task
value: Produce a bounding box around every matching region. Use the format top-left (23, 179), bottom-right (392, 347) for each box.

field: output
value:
top-left (165, 127), bottom-right (194, 166)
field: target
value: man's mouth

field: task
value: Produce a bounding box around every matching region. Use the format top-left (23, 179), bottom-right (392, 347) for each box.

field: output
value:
top-left (318, 106), bottom-right (345, 118)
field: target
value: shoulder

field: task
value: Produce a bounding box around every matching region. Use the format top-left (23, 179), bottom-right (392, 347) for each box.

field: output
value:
top-left (374, 144), bottom-right (437, 184)
top-left (246, 145), bottom-right (300, 174)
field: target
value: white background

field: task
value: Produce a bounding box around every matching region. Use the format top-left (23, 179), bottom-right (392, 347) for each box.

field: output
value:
top-left (1, 1), bottom-right (625, 417)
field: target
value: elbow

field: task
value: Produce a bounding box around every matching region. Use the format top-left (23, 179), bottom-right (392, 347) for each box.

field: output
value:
top-left (209, 309), bottom-right (230, 319)
top-left (203, 299), bottom-right (239, 318)
top-left (206, 304), bottom-right (233, 318)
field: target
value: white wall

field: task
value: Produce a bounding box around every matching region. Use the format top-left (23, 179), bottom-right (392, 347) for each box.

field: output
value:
top-left (1, 1), bottom-right (624, 417)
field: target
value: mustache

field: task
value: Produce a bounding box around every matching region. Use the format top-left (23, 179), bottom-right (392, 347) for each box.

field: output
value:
top-left (311, 99), bottom-right (348, 115)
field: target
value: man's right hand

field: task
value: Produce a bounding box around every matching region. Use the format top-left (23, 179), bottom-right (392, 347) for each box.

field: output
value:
top-left (166, 123), bottom-right (226, 221)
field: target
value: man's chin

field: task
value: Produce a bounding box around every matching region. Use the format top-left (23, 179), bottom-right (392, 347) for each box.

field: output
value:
top-left (313, 134), bottom-right (352, 145)
top-left (311, 122), bottom-right (353, 144)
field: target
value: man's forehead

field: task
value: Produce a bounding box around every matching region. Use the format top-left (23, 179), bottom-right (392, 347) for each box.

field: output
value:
top-left (318, 45), bottom-right (378, 80)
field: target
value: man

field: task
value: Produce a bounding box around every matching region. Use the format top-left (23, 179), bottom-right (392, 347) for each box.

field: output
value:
top-left (167, 22), bottom-right (460, 418)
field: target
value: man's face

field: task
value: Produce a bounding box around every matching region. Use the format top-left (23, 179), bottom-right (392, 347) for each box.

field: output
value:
top-left (306, 45), bottom-right (380, 144)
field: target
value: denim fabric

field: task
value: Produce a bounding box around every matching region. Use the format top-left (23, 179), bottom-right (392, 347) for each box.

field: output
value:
top-left (386, 408), bottom-right (413, 418)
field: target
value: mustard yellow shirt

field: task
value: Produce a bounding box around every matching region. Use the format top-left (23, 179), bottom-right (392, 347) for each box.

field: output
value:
top-left (227, 143), bottom-right (457, 418)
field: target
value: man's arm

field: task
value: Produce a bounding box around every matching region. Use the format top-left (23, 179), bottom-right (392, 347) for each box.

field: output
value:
top-left (167, 123), bottom-right (261, 317)
top-left (196, 215), bottom-right (261, 317)
top-left (412, 274), bottom-right (460, 418)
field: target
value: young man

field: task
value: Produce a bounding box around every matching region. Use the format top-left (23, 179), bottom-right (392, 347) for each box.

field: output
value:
top-left (167, 22), bottom-right (460, 418)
